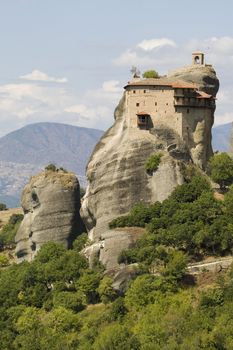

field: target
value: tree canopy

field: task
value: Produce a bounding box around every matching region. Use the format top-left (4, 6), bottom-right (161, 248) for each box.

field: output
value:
top-left (142, 70), bottom-right (159, 79)
top-left (208, 152), bottom-right (233, 190)
top-left (1, 168), bottom-right (233, 349)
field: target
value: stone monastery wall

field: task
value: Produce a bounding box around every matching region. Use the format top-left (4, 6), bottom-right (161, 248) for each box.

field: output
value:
top-left (126, 86), bottom-right (182, 134)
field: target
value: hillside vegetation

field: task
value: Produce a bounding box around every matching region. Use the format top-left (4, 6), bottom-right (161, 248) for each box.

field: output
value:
top-left (1, 157), bottom-right (233, 349)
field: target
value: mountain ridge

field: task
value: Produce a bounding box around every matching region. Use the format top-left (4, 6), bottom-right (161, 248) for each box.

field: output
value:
top-left (212, 122), bottom-right (232, 152)
top-left (0, 122), bottom-right (103, 207)
top-left (0, 121), bottom-right (232, 208)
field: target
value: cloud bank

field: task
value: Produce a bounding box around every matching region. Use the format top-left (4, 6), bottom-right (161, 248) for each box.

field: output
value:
top-left (0, 37), bottom-right (233, 137)
top-left (20, 70), bottom-right (68, 83)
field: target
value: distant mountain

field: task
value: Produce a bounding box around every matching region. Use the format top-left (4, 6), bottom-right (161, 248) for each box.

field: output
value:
top-left (212, 122), bottom-right (232, 152)
top-left (0, 121), bottom-right (231, 208)
top-left (0, 122), bottom-right (103, 207)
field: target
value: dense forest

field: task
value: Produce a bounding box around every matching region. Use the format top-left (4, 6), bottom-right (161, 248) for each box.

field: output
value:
top-left (0, 154), bottom-right (233, 349)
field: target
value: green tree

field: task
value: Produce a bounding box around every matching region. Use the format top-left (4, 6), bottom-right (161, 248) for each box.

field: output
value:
top-left (0, 203), bottom-right (7, 211)
top-left (143, 70), bottom-right (159, 78)
top-left (162, 250), bottom-right (187, 280)
top-left (93, 323), bottom-right (140, 350)
top-left (0, 253), bottom-right (10, 267)
top-left (53, 291), bottom-right (85, 312)
top-left (78, 270), bottom-right (101, 303)
top-left (73, 233), bottom-right (88, 252)
top-left (208, 153), bottom-right (233, 190)
top-left (0, 215), bottom-right (23, 249)
top-left (98, 277), bottom-right (117, 304)
top-left (145, 153), bottom-right (162, 174)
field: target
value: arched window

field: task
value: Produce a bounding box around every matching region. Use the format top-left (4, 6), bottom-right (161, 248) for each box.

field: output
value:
top-left (195, 56), bottom-right (200, 64)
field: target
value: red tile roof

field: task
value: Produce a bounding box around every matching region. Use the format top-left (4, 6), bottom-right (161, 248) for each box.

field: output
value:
top-left (124, 78), bottom-right (198, 90)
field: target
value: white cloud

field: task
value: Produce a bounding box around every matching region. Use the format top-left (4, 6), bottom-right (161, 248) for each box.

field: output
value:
top-left (64, 80), bottom-right (123, 127)
top-left (65, 104), bottom-right (110, 119)
top-left (0, 77), bottom-right (120, 136)
top-left (102, 80), bottom-right (122, 93)
top-left (137, 38), bottom-right (176, 51)
top-left (209, 36), bottom-right (233, 55)
top-left (113, 49), bottom-right (156, 67)
top-left (20, 70), bottom-right (68, 83)
top-left (2, 36), bottom-right (233, 137)
top-left (85, 80), bottom-right (123, 103)
top-left (113, 37), bottom-right (177, 68)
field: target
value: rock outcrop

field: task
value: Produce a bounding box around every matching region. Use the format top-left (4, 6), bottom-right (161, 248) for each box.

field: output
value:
top-left (15, 169), bottom-right (84, 262)
top-left (168, 65), bottom-right (219, 168)
top-left (81, 63), bottom-right (219, 271)
top-left (168, 64), bottom-right (219, 97)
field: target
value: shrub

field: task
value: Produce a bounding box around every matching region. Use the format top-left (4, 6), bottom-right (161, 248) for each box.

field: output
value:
top-left (9, 214), bottom-right (24, 225)
top-left (143, 70), bottom-right (159, 79)
top-left (98, 277), bottom-right (117, 304)
top-left (200, 288), bottom-right (224, 308)
top-left (109, 202), bottom-right (162, 229)
top-left (145, 153), bottom-right (162, 174)
top-left (0, 203), bottom-right (7, 211)
top-left (73, 233), bottom-right (88, 252)
top-left (0, 254), bottom-right (10, 267)
top-left (45, 163), bottom-right (57, 172)
top-left (0, 216), bottom-right (23, 249)
top-left (53, 291), bottom-right (85, 312)
top-left (78, 270), bottom-right (101, 303)
top-left (58, 167), bottom-right (68, 173)
top-left (170, 175), bottom-right (211, 203)
top-left (93, 323), bottom-right (140, 350)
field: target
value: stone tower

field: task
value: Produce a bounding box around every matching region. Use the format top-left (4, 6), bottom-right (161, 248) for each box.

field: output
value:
top-left (192, 51), bottom-right (205, 65)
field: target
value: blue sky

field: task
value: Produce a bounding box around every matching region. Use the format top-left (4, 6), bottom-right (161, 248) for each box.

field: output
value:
top-left (0, 0), bottom-right (233, 136)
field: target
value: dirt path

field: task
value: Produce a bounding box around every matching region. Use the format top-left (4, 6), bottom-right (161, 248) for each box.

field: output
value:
top-left (187, 257), bottom-right (233, 274)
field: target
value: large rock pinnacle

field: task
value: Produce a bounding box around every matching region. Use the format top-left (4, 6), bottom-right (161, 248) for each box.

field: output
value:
top-left (81, 62), bottom-right (219, 271)
top-left (15, 169), bottom-right (84, 262)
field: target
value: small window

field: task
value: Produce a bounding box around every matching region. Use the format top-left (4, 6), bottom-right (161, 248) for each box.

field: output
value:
top-left (133, 90), bottom-right (136, 94)
top-left (155, 102), bottom-right (157, 106)
top-left (144, 90), bottom-right (146, 93)
top-left (136, 103), bottom-right (139, 107)
top-left (166, 103), bottom-right (168, 106)
top-left (177, 97), bottom-right (180, 101)
top-left (137, 114), bottom-right (149, 128)
top-left (187, 108), bottom-right (190, 113)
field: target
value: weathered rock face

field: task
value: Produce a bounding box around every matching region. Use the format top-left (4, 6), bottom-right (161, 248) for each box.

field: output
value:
top-left (168, 65), bottom-right (219, 168)
top-left (168, 64), bottom-right (219, 97)
top-left (15, 170), bottom-right (84, 262)
top-left (81, 95), bottom-right (184, 269)
top-left (81, 64), bottom-right (219, 271)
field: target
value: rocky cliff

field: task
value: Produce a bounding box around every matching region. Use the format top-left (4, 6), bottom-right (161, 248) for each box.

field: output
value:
top-left (15, 169), bottom-right (84, 262)
top-left (81, 64), bottom-right (219, 270)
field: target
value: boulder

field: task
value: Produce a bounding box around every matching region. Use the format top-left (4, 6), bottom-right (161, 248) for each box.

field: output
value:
top-left (15, 169), bottom-right (84, 262)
